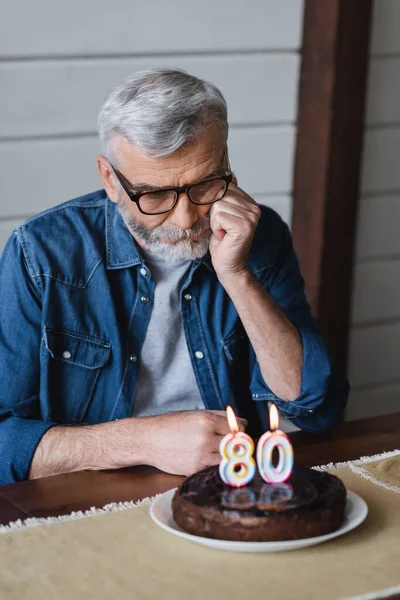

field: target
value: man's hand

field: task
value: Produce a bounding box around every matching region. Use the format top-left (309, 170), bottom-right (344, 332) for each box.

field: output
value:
top-left (145, 409), bottom-right (247, 476)
top-left (209, 183), bottom-right (261, 280)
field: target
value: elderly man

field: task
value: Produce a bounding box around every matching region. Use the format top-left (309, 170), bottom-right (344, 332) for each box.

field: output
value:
top-left (0, 69), bottom-right (348, 485)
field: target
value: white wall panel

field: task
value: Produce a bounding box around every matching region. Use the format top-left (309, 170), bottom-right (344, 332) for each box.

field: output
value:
top-left (0, 138), bottom-right (101, 217)
top-left (0, 127), bottom-right (294, 218)
top-left (0, 219), bottom-right (25, 257)
top-left (229, 126), bottom-right (295, 195)
top-left (351, 260), bottom-right (400, 324)
top-left (0, 0), bottom-right (303, 57)
top-left (349, 0), bottom-right (400, 419)
top-left (366, 58), bottom-right (400, 125)
top-left (361, 128), bottom-right (400, 193)
top-left (0, 54), bottom-right (299, 138)
top-left (370, 0), bottom-right (400, 55)
top-left (255, 195), bottom-right (292, 227)
top-left (347, 383), bottom-right (400, 421)
top-left (355, 195), bottom-right (400, 260)
top-left (346, 384), bottom-right (400, 421)
top-left (348, 322), bottom-right (400, 388)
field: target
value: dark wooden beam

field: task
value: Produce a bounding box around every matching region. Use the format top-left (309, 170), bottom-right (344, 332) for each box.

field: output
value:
top-left (292, 0), bottom-right (373, 366)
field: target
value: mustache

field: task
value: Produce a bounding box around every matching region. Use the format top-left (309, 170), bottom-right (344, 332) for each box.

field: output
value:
top-left (147, 214), bottom-right (211, 242)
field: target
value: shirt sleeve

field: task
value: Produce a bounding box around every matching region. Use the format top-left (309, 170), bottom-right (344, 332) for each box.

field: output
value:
top-left (249, 220), bottom-right (349, 434)
top-left (0, 232), bottom-right (56, 484)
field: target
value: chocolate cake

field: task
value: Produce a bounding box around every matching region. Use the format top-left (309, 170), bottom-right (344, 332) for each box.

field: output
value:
top-left (172, 465), bottom-right (346, 542)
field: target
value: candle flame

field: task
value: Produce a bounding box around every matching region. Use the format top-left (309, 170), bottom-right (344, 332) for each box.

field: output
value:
top-left (226, 406), bottom-right (239, 433)
top-left (269, 404), bottom-right (280, 431)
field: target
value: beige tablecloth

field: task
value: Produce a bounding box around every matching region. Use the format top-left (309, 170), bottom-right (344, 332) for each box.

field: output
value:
top-left (0, 451), bottom-right (399, 600)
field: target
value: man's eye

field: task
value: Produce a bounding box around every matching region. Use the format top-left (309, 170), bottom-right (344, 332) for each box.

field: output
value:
top-left (145, 190), bottom-right (171, 200)
top-left (192, 182), bottom-right (210, 193)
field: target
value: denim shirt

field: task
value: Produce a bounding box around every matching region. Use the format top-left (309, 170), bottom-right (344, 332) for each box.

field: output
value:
top-left (0, 189), bottom-right (348, 484)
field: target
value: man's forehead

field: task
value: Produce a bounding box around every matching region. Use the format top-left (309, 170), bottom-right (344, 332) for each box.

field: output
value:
top-left (113, 134), bottom-right (226, 187)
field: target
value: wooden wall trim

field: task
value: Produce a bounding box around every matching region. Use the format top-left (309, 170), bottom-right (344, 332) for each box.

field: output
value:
top-left (292, 0), bottom-right (373, 365)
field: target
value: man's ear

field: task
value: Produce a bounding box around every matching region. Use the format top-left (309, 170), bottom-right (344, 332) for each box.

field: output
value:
top-left (97, 154), bottom-right (118, 203)
top-left (231, 172), bottom-right (238, 186)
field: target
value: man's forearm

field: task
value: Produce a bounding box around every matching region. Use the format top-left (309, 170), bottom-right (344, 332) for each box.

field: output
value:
top-left (28, 409), bottom-right (239, 481)
top-left (220, 270), bottom-right (303, 402)
top-left (29, 419), bottom-right (148, 479)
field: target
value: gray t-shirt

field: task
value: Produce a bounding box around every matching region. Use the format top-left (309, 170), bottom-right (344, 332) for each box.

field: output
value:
top-left (131, 251), bottom-right (205, 417)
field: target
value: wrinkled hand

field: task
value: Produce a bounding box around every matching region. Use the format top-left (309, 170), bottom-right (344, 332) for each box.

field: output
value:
top-left (146, 410), bottom-right (247, 476)
top-left (209, 183), bottom-right (261, 279)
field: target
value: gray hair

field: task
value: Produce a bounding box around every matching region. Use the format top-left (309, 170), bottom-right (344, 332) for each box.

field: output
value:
top-left (98, 68), bottom-right (228, 165)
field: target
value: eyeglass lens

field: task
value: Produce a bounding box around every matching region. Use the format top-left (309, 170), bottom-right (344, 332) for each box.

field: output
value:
top-left (139, 178), bottom-right (228, 214)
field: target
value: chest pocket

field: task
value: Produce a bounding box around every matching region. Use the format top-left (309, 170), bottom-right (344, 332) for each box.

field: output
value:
top-left (42, 327), bottom-right (111, 423)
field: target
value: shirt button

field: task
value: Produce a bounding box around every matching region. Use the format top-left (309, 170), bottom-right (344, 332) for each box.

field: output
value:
top-left (140, 268), bottom-right (147, 277)
top-left (129, 354), bottom-right (137, 363)
top-left (141, 296), bottom-right (150, 303)
top-left (62, 350), bottom-right (72, 359)
top-left (195, 351), bottom-right (204, 359)
top-left (184, 293), bottom-right (192, 301)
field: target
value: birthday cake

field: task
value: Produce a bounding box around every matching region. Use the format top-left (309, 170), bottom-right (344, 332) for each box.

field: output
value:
top-left (172, 465), bottom-right (346, 542)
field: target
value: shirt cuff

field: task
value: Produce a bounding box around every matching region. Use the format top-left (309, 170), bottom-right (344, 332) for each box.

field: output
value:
top-left (250, 326), bottom-right (332, 419)
top-left (0, 418), bottom-right (57, 484)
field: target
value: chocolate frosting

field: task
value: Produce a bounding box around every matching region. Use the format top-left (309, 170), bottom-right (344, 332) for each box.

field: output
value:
top-left (179, 466), bottom-right (344, 516)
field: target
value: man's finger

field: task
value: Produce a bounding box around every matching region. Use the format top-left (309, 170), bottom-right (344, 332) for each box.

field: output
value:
top-left (209, 410), bottom-right (248, 425)
top-left (210, 197), bottom-right (259, 219)
top-left (209, 412), bottom-right (248, 435)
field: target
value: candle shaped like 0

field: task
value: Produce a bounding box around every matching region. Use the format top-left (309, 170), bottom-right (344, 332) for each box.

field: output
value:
top-left (219, 406), bottom-right (256, 487)
top-left (256, 404), bottom-right (294, 483)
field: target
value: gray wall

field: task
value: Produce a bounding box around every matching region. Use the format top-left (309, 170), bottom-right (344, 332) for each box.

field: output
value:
top-left (0, 0), bottom-right (304, 252)
top-left (347, 0), bottom-right (400, 419)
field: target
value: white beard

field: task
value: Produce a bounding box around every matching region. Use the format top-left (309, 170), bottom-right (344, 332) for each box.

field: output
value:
top-left (117, 198), bottom-right (212, 262)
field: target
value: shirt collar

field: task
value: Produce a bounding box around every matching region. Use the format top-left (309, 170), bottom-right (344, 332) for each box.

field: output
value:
top-left (105, 197), bottom-right (142, 269)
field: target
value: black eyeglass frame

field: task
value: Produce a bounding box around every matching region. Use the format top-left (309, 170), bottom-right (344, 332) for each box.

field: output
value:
top-left (110, 160), bottom-right (233, 216)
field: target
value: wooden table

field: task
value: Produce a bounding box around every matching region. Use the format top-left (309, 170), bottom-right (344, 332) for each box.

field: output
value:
top-left (0, 412), bottom-right (399, 525)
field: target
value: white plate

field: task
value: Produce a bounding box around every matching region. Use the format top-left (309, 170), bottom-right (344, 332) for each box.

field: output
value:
top-left (150, 488), bottom-right (368, 553)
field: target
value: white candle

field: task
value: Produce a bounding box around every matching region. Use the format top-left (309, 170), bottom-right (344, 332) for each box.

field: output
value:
top-left (219, 406), bottom-right (256, 488)
top-left (256, 404), bottom-right (294, 483)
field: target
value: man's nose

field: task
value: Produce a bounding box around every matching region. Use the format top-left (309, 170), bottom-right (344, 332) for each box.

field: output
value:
top-left (170, 193), bottom-right (202, 230)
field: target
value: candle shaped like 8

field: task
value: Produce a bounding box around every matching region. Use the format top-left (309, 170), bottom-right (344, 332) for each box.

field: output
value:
top-left (256, 404), bottom-right (294, 483)
top-left (219, 406), bottom-right (256, 487)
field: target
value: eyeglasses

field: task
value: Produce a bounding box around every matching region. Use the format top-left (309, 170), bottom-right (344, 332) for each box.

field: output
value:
top-left (110, 159), bottom-right (233, 216)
